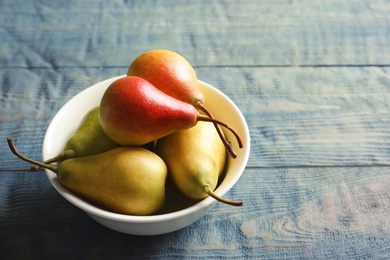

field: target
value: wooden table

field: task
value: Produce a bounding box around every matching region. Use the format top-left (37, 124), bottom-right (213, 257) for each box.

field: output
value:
top-left (1, 1), bottom-right (390, 258)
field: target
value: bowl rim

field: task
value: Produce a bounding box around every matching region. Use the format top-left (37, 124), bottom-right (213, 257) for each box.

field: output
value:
top-left (43, 76), bottom-right (250, 223)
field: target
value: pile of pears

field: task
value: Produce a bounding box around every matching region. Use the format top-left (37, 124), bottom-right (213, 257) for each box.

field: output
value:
top-left (8, 49), bottom-right (244, 216)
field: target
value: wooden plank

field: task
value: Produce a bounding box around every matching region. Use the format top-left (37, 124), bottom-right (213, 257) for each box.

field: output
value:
top-left (197, 66), bottom-right (390, 167)
top-left (238, 167), bottom-right (390, 258)
top-left (1, 167), bottom-right (390, 258)
top-left (2, 66), bottom-right (390, 169)
top-left (0, 0), bottom-right (389, 67)
top-left (1, 0), bottom-right (390, 259)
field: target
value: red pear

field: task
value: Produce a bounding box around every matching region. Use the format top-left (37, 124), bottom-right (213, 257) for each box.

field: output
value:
top-left (127, 49), bottom-right (243, 157)
top-left (99, 76), bottom-right (241, 147)
top-left (127, 49), bottom-right (204, 106)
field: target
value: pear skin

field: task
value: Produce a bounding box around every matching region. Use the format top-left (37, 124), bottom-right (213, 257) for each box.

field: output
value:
top-left (155, 122), bottom-right (243, 206)
top-left (58, 147), bottom-right (167, 215)
top-left (99, 76), bottom-right (242, 147)
top-left (63, 106), bottom-right (120, 158)
top-left (127, 49), bottom-right (243, 158)
top-left (32, 106), bottom-right (120, 170)
top-left (8, 138), bottom-right (167, 216)
top-left (127, 49), bottom-right (205, 106)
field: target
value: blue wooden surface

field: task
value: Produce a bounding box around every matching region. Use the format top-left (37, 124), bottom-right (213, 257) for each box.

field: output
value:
top-left (1, 0), bottom-right (390, 259)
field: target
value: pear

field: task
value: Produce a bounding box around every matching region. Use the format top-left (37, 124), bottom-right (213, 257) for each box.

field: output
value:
top-left (61, 106), bottom-right (121, 157)
top-left (127, 49), bottom-right (204, 106)
top-left (32, 106), bottom-right (121, 170)
top-left (127, 49), bottom-right (242, 158)
top-left (8, 138), bottom-right (167, 216)
top-left (99, 76), bottom-right (242, 147)
top-left (155, 121), bottom-right (243, 206)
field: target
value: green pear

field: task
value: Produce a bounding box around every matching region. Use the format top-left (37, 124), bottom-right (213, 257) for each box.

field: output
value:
top-left (155, 121), bottom-right (243, 206)
top-left (62, 106), bottom-right (121, 157)
top-left (8, 138), bottom-right (167, 216)
top-left (32, 106), bottom-right (121, 170)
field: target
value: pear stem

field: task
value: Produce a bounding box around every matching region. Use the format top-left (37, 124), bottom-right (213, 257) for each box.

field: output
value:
top-left (7, 138), bottom-right (59, 173)
top-left (195, 101), bottom-right (238, 159)
top-left (31, 149), bottom-right (76, 171)
top-left (204, 185), bottom-right (243, 206)
top-left (196, 114), bottom-right (243, 149)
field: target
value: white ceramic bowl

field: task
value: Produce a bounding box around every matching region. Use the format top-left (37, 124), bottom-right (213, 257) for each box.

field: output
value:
top-left (43, 75), bottom-right (250, 235)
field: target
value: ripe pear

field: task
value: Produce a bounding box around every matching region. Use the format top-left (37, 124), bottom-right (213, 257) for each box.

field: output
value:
top-left (127, 49), bottom-right (205, 106)
top-left (8, 138), bottom-right (167, 216)
top-left (127, 49), bottom-right (243, 158)
top-left (155, 121), bottom-right (243, 206)
top-left (32, 106), bottom-right (121, 170)
top-left (99, 76), bottom-right (241, 147)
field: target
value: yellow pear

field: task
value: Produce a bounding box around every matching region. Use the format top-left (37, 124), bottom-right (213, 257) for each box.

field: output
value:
top-left (155, 121), bottom-right (243, 206)
top-left (8, 138), bottom-right (167, 216)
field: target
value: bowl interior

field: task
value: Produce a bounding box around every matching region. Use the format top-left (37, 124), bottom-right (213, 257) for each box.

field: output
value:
top-left (43, 75), bottom-right (250, 222)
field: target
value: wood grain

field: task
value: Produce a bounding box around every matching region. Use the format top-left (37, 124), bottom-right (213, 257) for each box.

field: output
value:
top-left (2, 167), bottom-right (389, 258)
top-left (1, 0), bottom-right (390, 258)
top-left (3, 66), bottom-right (390, 168)
top-left (1, 0), bottom-right (389, 68)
